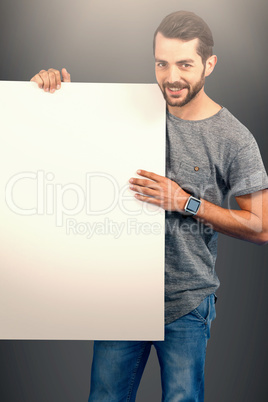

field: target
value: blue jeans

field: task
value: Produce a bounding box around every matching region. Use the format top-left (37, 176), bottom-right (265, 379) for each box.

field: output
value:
top-left (88, 294), bottom-right (216, 402)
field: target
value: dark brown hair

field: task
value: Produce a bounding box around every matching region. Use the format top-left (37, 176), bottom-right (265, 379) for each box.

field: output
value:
top-left (153, 11), bottom-right (214, 64)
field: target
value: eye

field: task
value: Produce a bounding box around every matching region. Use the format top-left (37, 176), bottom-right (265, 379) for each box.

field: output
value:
top-left (181, 63), bottom-right (191, 68)
top-left (156, 62), bottom-right (166, 68)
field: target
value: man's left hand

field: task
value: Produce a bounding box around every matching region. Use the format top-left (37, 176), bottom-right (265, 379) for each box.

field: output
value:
top-left (129, 169), bottom-right (189, 212)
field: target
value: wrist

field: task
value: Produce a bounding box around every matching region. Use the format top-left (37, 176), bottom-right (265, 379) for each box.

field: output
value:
top-left (175, 190), bottom-right (191, 213)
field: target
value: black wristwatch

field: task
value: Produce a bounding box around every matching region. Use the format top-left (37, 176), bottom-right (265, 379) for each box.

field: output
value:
top-left (184, 196), bottom-right (201, 215)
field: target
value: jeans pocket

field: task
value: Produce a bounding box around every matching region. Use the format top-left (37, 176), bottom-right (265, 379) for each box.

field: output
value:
top-left (191, 295), bottom-right (210, 324)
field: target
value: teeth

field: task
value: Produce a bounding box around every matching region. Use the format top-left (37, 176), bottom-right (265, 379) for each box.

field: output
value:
top-left (169, 88), bottom-right (182, 91)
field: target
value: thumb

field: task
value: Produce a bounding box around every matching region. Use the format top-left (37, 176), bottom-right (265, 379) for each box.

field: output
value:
top-left (61, 68), bottom-right (71, 82)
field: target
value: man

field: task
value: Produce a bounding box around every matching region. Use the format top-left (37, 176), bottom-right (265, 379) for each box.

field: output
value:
top-left (31, 10), bottom-right (268, 402)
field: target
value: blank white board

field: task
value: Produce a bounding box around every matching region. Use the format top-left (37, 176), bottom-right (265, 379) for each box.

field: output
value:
top-left (0, 81), bottom-right (166, 340)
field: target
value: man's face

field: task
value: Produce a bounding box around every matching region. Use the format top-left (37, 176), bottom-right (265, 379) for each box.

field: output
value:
top-left (154, 33), bottom-right (207, 108)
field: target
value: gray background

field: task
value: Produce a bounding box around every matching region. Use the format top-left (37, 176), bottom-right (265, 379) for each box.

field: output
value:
top-left (0, 0), bottom-right (267, 401)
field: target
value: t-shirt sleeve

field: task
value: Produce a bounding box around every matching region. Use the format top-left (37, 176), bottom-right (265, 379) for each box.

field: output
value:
top-left (227, 135), bottom-right (268, 197)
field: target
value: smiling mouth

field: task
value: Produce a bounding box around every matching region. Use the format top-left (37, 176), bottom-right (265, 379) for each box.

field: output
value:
top-left (166, 87), bottom-right (186, 95)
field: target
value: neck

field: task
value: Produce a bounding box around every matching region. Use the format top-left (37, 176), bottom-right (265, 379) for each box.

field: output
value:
top-left (167, 89), bottom-right (222, 121)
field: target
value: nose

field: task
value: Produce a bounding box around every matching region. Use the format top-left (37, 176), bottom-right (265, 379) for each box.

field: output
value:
top-left (167, 65), bottom-right (181, 84)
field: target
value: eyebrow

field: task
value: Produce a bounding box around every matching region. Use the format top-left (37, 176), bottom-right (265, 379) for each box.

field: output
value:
top-left (155, 58), bottom-right (195, 64)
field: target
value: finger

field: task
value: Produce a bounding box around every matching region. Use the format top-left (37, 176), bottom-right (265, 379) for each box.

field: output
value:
top-left (134, 193), bottom-right (162, 206)
top-left (48, 70), bottom-right (57, 93)
top-left (30, 73), bottom-right (44, 89)
top-left (137, 169), bottom-right (164, 182)
top-left (48, 68), bottom-right (61, 89)
top-left (129, 184), bottom-right (159, 197)
top-left (129, 178), bottom-right (160, 190)
top-left (38, 70), bottom-right (50, 92)
top-left (62, 68), bottom-right (71, 82)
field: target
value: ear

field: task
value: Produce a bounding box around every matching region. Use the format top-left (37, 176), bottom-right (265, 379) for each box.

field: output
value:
top-left (204, 55), bottom-right (217, 77)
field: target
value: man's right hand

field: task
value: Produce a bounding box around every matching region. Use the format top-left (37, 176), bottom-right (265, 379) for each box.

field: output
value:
top-left (30, 68), bottom-right (71, 93)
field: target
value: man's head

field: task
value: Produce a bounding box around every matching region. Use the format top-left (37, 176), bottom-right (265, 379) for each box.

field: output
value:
top-left (153, 11), bottom-right (214, 66)
top-left (153, 11), bottom-right (216, 110)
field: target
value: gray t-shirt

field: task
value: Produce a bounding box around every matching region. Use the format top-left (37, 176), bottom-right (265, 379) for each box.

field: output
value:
top-left (165, 107), bottom-right (268, 325)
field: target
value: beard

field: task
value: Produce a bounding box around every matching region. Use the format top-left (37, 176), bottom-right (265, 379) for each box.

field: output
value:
top-left (160, 69), bottom-right (206, 108)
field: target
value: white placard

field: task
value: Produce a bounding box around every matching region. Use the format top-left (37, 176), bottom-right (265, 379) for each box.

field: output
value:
top-left (0, 81), bottom-right (166, 340)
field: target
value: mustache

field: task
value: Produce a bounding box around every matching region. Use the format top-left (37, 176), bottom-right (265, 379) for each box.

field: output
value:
top-left (163, 82), bottom-right (189, 90)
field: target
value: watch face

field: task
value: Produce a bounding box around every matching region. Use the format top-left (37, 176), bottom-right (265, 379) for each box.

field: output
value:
top-left (187, 197), bottom-right (200, 213)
